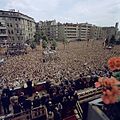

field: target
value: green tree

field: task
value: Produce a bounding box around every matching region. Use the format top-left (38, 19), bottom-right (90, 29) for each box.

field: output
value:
top-left (34, 31), bottom-right (42, 45)
top-left (63, 38), bottom-right (68, 49)
top-left (30, 42), bottom-right (36, 49)
top-left (42, 40), bottom-right (48, 49)
top-left (51, 39), bottom-right (57, 50)
top-left (110, 35), bottom-right (116, 44)
top-left (42, 35), bottom-right (48, 43)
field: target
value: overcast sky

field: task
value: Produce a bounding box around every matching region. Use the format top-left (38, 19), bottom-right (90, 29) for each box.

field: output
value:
top-left (0, 0), bottom-right (120, 27)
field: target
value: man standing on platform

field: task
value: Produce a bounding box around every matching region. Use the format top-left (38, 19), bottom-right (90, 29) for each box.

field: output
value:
top-left (26, 79), bottom-right (33, 97)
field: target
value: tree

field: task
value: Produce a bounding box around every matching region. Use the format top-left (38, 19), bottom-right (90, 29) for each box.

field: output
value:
top-left (62, 38), bottom-right (68, 49)
top-left (30, 42), bottom-right (36, 50)
top-left (42, 40), bottom-right (48, 49)
top-left (110, 35), bottom-right (116, 45)
top-left (34, 31), bottom-right (42, 45)
top-left (51, 39), bottom-right (57, 50)
top-left (42, 35), bottom-right (48, 43)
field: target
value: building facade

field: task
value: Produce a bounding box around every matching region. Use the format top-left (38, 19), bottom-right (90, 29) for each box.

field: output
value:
top-left (102, 23), bottom-right (119, 40)
top-left (38, 20), bottom-right (58, 40)
top-left (0, 18), bottom-right (8, 45)
top-left (78, 23), bottom-right (92, 41)
top-left (37, 20), bottom-right (119, 41)
top-left (0, 10), bottom-right (36, 46)
top-left (91, 25), bottom-right (105, 40)
top-left (58, 23), bottom-right (79, 41)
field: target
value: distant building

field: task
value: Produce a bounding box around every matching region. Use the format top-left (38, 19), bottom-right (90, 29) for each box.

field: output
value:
top-left (78, 23), bottom-right (92, 41)
top-left (91, 25), bottom-right (105, 40)
top-left (37, 20), bottom-right (119, 42)
top-left (38, 20), bottom-right (58, 40)
top-left (102, 23), bottom-right (119, 39)
top-left (58, 23), bottom-right (79, 41)
top-left (0, 18), bottom-right (8, 46)
top-left (117, 31), bottom-right (120, 39)
top-left (0, 10), bottom-right (36, 46)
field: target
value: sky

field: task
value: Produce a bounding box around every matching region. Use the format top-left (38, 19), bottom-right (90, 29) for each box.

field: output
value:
top-left (0, 0), bottom-right (120, 28)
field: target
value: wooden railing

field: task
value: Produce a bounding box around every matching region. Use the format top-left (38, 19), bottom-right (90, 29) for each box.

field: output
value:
top-left (77, 88), bottom-right (102, 103)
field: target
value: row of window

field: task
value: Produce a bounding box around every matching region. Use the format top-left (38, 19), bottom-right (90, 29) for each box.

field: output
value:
top-left (65, 31), bottom-right (77, 33)
top-left (1, 12), bottom-right (19, 17)
top-left (0, 29), bottom-right (6, 34)
top-left (67, 37), bottom-right (77, 38)
top-left (9, 36), bottom-right (24, 41)
top-left (66, 34), bottom-right (77, 36)
top-left (65, 28), bottom-right (77, 30)
top-left (7, 24), bottom-right (33, 32)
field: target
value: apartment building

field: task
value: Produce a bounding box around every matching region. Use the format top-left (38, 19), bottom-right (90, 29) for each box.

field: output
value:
top-left (102, 23), bottom-right (119, 39)
top-left (0, 18), bottom-right (8, 45)
top-left (91, 25), bottom-right (105, 40)
top-left (78, 23), bottom-right (92, 41)
top-left (58, 23), bottom-right (79, 41)
top-left (38, 20), bottom-right (58, 40)
top-left (0, 9), bottom-right (36, 46)
top-left (37, 20), bottom-right (119, 41)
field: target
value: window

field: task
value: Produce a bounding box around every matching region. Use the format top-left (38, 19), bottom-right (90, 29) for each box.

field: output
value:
top-left (16, 24), bottom-right (18, 28)
top-left (10, 23), bottom-right (12, 27)
top-left (7, 23), bottom-right (9, 27)
top-left (11, 30), bottom-right (14, 34)
top-left (18, 37), bottom-right (20, 40)
top-left (12, 37), bottom-right (14, 41)
top-left (8, 30), bottom-right (10, 34)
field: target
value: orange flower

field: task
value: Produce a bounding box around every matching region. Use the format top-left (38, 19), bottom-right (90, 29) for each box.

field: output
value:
top-left (95, 77), bottom-right (120, 104)
top-left (108, 57), bottom-right (120, 71)
top-left (95, 82), bottom-right (101, 88)
top-left (102, 95), bottom-right (110, 104)
top-left (106, 89), bottom-right (112, 96)
top-left (115, 58), bottom-right (120, 70)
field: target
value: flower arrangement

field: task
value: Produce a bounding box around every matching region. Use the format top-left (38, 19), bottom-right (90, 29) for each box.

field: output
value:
top-left (95, 77), bottom-right (120, 104)
top-left (95, 57), bottom-right (120, 104)
top-left (108, 57), bottom-right (120, 71)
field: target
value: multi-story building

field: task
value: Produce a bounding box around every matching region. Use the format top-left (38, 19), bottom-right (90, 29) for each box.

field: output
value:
top-left (117, 31), bottom-right (120, 39)
top-left (91, 25), bottom-right (105, 40)
top-left (0, 9), bottom-right (36, 46)
top-left (38, 20), bottom-right (58, 40)
top-left (78, 23), bottom-right (92, 41)
top-left (37, 20), bottom-right (119, 41)
top-left (0, 18), bottom-right (8, 46)
top-left (58, 23), bottom-right (79, 41)
top-left (102, 23), bottom-right (119, 39)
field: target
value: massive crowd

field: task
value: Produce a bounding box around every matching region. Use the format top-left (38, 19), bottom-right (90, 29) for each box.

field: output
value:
top-left (0, 40), bottom-right (120, 119)
top-left (1, 40), bottom-right (120, 89)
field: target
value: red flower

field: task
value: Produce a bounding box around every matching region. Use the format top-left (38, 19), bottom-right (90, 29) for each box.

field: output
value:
top-left (95, 77), bottom-right (120, 104)
top-left (95, 82), bottom-right (101, 88)
top-left (108, 57), bottom-right (120, 71)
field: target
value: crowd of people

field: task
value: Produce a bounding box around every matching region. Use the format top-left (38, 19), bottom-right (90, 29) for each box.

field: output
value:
top-left (0, 40), bottom-right (120, 119)
top-left (1, 40), bottom-right (120, 89)
top-left (1, 77), bottom-right (79, 119)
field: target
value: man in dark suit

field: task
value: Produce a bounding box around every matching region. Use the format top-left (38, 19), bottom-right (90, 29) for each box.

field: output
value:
top-left (33, 97), bottom-right (40, 108)
top-left (23, 98), bottom-right (32, 111)
top-left (26, 79), bottom-right (33, 97)
top-left (13, 102), bottom-right (22, 114)
top-left (1, 93), bottom-right (10, 114)
top-left (18, 92), bottom-right (26, 106)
